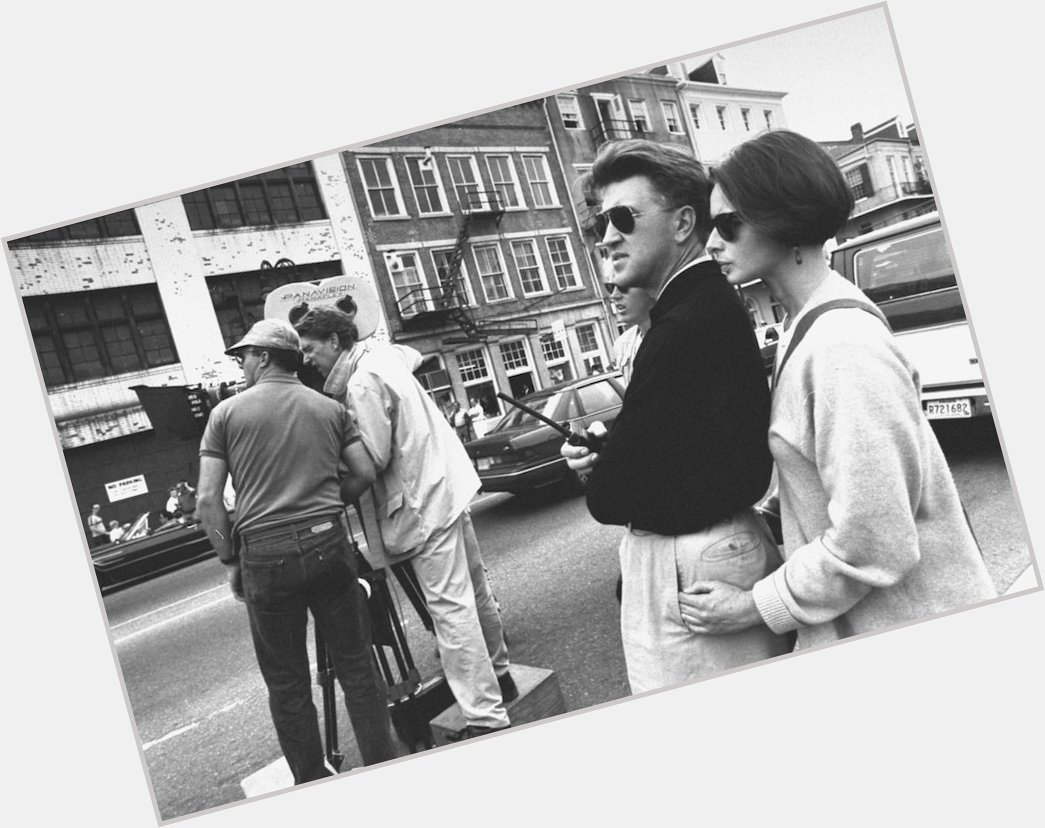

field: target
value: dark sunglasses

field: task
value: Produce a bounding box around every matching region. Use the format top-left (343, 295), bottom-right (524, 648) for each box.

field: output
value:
top-left (711, 211), bottom-right (745, 242)
top-left (602, 281), bottom-right (630, 296)
top-left (592, 204), bottom-right (674, 238)
top-left (233, 347), bottom-right (264, 366)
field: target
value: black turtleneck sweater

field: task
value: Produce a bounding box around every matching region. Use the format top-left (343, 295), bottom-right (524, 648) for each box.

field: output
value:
top-left (586, 259), bottom-right (772, 535)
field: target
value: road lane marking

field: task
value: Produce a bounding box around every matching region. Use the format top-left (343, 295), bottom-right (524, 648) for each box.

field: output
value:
top-left (110, 584), bottom-right (227, 631)
top-left (113, 593), bottom-right (234, 646)
top-left (142, 698), bottom-right (245, 751)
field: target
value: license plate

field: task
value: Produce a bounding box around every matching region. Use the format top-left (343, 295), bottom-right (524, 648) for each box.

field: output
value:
top-left (925, 398), bottom-right (972, 419)
top-left (476, 458), bottom-right (493, 470)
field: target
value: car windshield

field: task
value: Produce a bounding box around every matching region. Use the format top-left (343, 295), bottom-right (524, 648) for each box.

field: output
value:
top-left (854, 226), bottom-right (956, 303)
top-left (492, 390), bottom-right (571, 431)
top-left (122, 512), bottom-right (151, 542)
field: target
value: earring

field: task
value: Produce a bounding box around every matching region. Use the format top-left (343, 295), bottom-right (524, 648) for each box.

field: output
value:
top-left (793, 247), bottom-right (803, 265)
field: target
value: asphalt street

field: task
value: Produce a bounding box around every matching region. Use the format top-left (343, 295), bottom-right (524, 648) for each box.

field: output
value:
top-left (101, 415), bottom-right (1030, 820)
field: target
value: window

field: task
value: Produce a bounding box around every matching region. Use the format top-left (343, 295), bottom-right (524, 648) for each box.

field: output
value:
top-left (416, 354), bottom-right (454, 410)
top-left (763, 109), bottom-right (774, 130)
top-left (431, 248), bottom-right (472, 305)
top-left (689, 103), bottom-right (703, 130)
top-left (357, 156), bottom-right (405, 217)
top-left (557, 94), bottom-right (583, 129)
top-left (845, 164), bottom-right (873, 200)
top-left (473, 243), bottom-right (511, 301)
top-left (628, 99), bottom-right (651, 133)
top-left (741, 108), bottom-right (751, 131)
top-left (546, 236), bottom-right (579, 289)
top-left (455, 348), bottom-right (499, 417)
top-left (183, 163), bottom-right (326, 230)
top-left (510, 239), bottom-right (548, 295)
top-left (575, 324), bottom-right (599, 353)
top-left (662, 101), bottom-right (682, 133)
top-left (25, 285), bottom-right (177, 387)
top-left (901, 156), bottom-right (913, 183)
top-left (447, 155), bottom-right (485, 211)
top-left (540, 332), bottom-right (574, 384)
top-left (541, 335), bottom-right (567, 362)
top-left (11, 209), bottom-right (141, 246)
top-left (500, 340), bottom-right (530, 372)
top-left (574, 322), bottom-right (606, 376)
top-left (385, 251), bottom-right (428, 315)
top-left (486, 155), bottom-right (524, 209)
top-left (207, 261), bottom-right (343, 347)
top-left (521, 154), bottom-right (558, 207)
top-left (577, 378), bottom-right (622, 414)
top-left (499, 340), bottom-right (537, 398)
top-left (405, 155), bottom-right (447, 215)
top-left (716, 106), bottom-right (728, 130)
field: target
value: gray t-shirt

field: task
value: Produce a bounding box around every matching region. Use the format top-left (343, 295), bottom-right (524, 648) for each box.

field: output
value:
top-left (200, 374), bottom-right (360, 535)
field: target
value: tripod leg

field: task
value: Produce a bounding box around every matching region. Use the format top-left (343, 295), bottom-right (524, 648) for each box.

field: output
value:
top-left (314, 623), bottom-right (344, 772)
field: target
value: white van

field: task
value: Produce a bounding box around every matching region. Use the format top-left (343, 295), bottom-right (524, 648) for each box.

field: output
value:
top-left (830, 212), bottom-right (990, 420)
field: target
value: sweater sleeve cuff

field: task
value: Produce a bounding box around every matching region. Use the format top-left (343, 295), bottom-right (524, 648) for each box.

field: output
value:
top-left (753, 571), bottom-right (799, 635)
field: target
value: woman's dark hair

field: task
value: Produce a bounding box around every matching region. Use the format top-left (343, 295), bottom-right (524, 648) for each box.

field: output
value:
top-left (293, 306), bottom-right (359, 349)
top-left (584, 139), bottom-right (712, 243)
top-left (711, 130), bottom-right (854, 247)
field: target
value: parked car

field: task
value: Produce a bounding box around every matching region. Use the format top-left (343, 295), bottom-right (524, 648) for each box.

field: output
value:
top-left (831, 211), bottom-right (990, 420)
top-left (92, 511), bottom-right (214, 595)
top-left (464, 372), bottom-right (627, 495)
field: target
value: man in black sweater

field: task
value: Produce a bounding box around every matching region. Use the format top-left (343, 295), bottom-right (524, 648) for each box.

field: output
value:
top-left (563, 139), bottom-right (789, 693)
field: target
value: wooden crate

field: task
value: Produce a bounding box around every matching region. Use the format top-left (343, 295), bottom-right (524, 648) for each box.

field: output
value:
top-left (430, 663), bottom-right (565, 746)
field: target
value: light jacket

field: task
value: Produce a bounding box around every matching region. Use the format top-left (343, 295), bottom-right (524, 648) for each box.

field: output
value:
top-left (324, 339), bottom-right (480, 560)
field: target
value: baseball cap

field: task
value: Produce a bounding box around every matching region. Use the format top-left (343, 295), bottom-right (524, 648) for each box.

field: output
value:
top-left (225, 318), bottom-right (301, 356)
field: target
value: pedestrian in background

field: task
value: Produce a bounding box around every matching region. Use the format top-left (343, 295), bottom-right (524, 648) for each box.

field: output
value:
top-left (196, 319), bottom-right (399, 784)
top-left (86, 503), bottom-right (109, 547)
top-left (680, 129), bottom-right (996, 646)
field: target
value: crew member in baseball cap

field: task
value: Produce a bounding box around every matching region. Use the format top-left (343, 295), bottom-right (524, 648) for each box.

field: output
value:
top-left (224, 318), bottom-right (301, 358)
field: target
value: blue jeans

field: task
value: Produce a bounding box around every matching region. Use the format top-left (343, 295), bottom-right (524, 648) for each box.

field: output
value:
top-left (240, 515), bottom-right (398, 783)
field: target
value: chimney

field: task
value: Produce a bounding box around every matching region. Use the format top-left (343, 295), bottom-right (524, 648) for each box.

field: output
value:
top-left (850, 123), bottom-right (864, 143)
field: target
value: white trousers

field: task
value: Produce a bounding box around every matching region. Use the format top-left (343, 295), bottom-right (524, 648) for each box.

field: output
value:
top-left (620, 508), bottom-right (791, 694)
top-left (410, 510), bottom-right (510, 728)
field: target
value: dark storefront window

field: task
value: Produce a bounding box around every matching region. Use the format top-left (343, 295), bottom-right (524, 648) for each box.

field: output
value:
top-left (206, 261), bottom-right (344, 348)
top-left (24, 285), bottom-right (177, 387)
top-left (9, 209), bottom-right (142, 246)
top-left (182, 163), bottom-right (327, 231)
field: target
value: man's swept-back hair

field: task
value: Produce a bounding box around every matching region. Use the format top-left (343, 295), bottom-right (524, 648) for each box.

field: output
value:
top-left (293, 306), bottom-right (359, 349)
top-left (584, 139), bottom-right (712, 243)
top-left (711, 130), bottom-right (854, 247)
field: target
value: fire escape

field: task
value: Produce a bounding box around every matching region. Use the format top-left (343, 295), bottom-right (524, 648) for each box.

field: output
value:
top-left (394, 190), bottom-right (539, 344)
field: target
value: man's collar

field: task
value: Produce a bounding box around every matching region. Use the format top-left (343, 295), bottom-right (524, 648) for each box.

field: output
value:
top-left (656, 252), bottom-right (714, 300)
top-left (322, 345), bottom-right (361, 398)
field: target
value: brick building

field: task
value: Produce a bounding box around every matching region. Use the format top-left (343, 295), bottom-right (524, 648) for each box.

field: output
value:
top-left (343, 99), bottom-right (613, 431)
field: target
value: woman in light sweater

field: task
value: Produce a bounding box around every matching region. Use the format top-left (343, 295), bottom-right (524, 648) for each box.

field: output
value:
top-left (678, 130), bottom-right (995, 650)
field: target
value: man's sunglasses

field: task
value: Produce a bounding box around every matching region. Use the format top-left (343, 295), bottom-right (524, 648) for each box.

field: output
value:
top-left (233, 347), bottom-right (263, 366)
top-left (602, 281), bottom-right (630, 296)
top-left (711, 212), bottom-right (744, 243)
top-left (592, 205), bottom-right (675, 238)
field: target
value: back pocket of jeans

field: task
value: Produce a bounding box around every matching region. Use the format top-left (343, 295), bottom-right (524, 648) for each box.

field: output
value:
top-left (242, 558), bottom-right (286, 604)
top-left (675, 530), bottom-right (767, 592)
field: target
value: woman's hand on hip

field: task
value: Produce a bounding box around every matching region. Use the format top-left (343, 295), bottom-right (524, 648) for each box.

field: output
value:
top-left (678, 580), bottom-right (761, 634)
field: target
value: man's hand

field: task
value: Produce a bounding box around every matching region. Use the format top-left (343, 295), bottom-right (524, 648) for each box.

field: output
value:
top-left (225, 562), bottom-right (244, 602)
top-left (678, 580), bottom-right (761, 634)
top-left (560, 440), bottom-right (599, 473)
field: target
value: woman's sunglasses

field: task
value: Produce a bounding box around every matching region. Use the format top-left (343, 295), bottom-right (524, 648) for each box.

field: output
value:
top-left (711, 212), bottom-right (744, 243)
top-left (592, 205), bottom-right (675, 238)
top-left (603, 281), bottom-right (630, 296)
